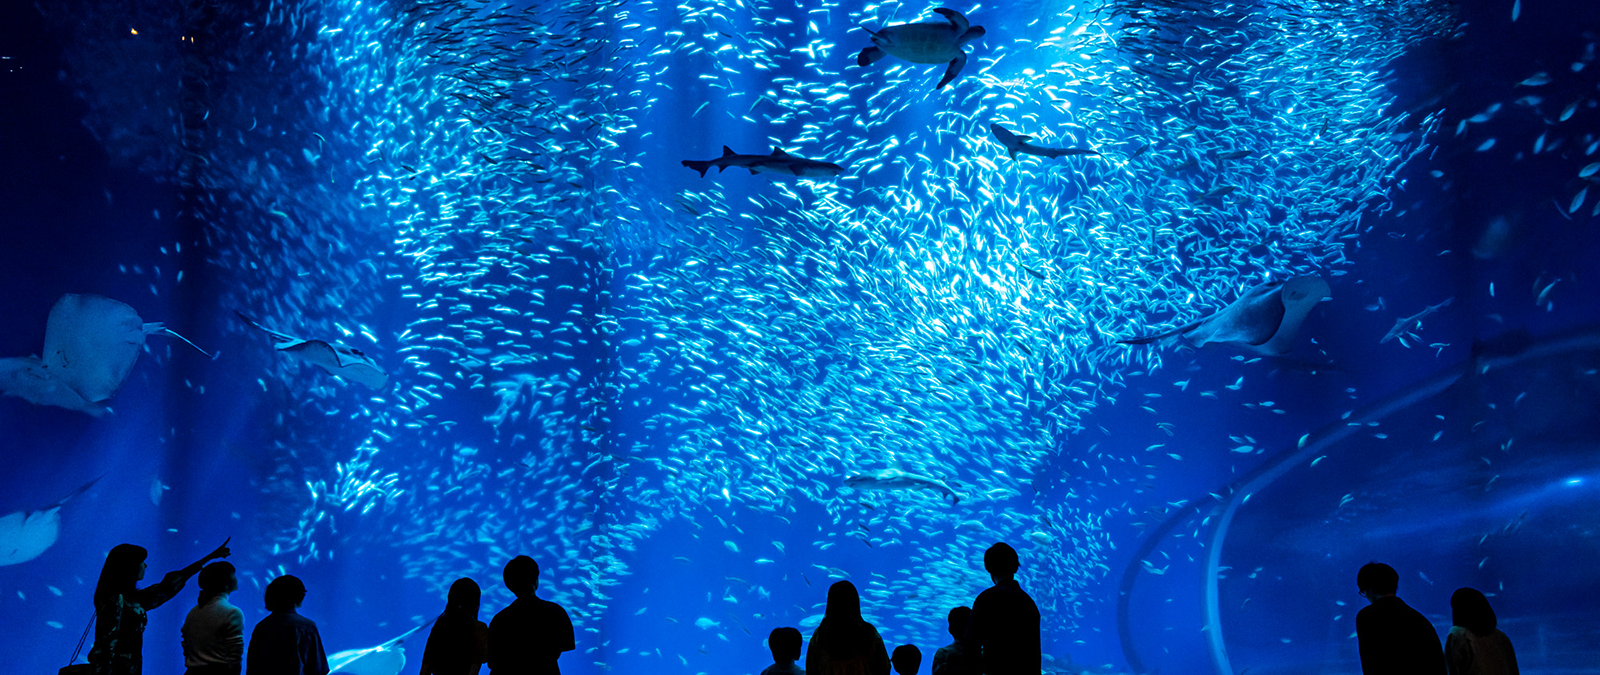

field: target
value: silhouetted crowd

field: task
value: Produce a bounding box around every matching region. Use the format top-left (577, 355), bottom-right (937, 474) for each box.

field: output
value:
top-left (77, 539), bottom-right (572, 675)
top-left (760, 542), bottom-right (1039, 675)
top-left (1355, 562), bottom-right (1520, 675)
top-left (73, 539), bottom-right (1517, 675)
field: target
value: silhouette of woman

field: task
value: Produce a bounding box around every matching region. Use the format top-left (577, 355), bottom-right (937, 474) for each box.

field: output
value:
top-left (1445, 588), bottom-right (1519, 675)
top-left (805, 581), bottom-right (890, 675)
top-left (420, 578), bottom-right (490, 675)
top-left (88, 539), bottom-right (232, 675)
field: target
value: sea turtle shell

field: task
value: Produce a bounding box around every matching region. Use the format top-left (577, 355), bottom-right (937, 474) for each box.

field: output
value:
top-left (873, 21), bottom-right (965, 65)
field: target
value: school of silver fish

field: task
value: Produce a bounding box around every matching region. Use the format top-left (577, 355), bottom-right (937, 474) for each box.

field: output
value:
top-left (34, 0), bottom-right (1532, 670)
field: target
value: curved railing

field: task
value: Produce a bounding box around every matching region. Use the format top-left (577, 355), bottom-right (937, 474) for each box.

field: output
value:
top-left (1117, 326), bottom-right (1600, 675)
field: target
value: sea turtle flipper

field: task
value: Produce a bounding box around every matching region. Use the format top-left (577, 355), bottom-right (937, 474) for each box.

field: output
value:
top-left (933, 8), bottom-right (969, 33)
top-left (858, 46), bottom-right (887, 67)
top-left (937, 51), bottom-right (967, 89)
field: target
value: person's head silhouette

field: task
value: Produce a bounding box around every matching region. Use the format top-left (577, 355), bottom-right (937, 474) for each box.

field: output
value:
top-left (264, 575), bottom-right (307, 612)
top-left (94, 543), bottom-right (149, 607)
top-left (767, 626), bottom-right (802, 664)
top-left (198, 561), bottom-right (238, 600)
top-left (891, 644), bottom-right (922, 675)
top-left (984, 542), bottom-right (1020, 583)
top-left (1450, 587), bottom-right (1498, 635)
top-left (1356, 562), bottom-right (1399, 603)
top-left (824, 580), bottom-right (862, 621)
top-left (946, 605), bottom-right (971, 641)
top-left (504, 555), bottom-right (540, 598)
top-left (445, 577), bottom-right (482, 619)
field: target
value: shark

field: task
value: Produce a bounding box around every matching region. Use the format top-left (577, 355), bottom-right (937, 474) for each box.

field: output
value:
top-left (844, 469), bottom-right (961, 505)
top-left (1381, 297), bottom-right (1453, 344)
top-left (989, 124), bottom-right (1100, 160)
top-left (681, 147), bottom-right (844, 178)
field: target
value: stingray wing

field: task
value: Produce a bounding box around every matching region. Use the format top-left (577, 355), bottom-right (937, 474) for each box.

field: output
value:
top-left (1182, 281), bottom-right (1287, 348)
top-left (1250, 275), bottom-right (1331, 355)
top-left (0, 508), bottom-right (63, 566)
top-left (0, 356), bottom-right (110, 417)
top-left (283, 341), bottom-right (389, 389)
top-left (42, 294), bottom-right (151, 402)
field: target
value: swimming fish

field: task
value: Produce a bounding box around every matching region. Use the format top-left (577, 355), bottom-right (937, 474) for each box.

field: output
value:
top-left (1119, 276), bottom-right (1331, 356)
top-left (1380, 297), bottom-right (1453, 344)
top-left (857, 8), bottom-right (986, 90)
top-left (988, 124), bottom-right (1100, 160)
top-left (681, 147), bottom-right (844, 178)
top-left (0, 294), bottom-right (209, 416)
top-left (843, 469), bottom-right (961, 505)
top-left (329, 624), bottom-right (427, 675)
top-left (235, 311), bottom-right (389, 389)
top-left (0, 476), bottom-right (100, 566)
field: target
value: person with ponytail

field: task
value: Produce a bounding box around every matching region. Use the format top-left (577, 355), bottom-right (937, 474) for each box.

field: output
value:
top-left (88, 539), bottom-right (232, 675)
top-left (420, 578), bottom-right (490, 675)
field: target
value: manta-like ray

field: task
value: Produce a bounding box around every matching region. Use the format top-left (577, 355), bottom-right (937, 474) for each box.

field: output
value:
top-left (329, 624), bottom-right (429, 675)
top-left (0, 294), bottom-right (210, 416)
top-left (235, 311), bottom-right (389, 389)
top-left (0, 476), bottom-right (101, 566)
top-left (844, 469), bottom-right (961, 505)
top-left (1119, 276), bottom-right (1331, 356)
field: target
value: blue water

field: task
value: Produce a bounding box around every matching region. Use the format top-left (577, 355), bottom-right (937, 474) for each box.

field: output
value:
top-left (2, 0), bottom-right (1598, 673)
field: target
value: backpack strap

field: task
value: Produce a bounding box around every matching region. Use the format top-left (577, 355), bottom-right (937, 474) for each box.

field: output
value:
top-left (68, 610), bottom-right (95, 665)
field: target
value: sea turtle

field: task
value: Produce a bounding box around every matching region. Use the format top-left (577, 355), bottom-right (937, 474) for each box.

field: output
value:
top-left (857, 8), bottom-right (986, 90)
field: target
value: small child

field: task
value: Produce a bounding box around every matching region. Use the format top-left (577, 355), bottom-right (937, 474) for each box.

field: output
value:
top-left (932, 606), bottom-right (978, 675)
top-left (892, 644), bottom-right (922, 675)
top-left (761, 626), bottom-right (805, 675)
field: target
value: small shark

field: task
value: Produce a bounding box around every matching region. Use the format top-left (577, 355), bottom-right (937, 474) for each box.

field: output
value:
top-left (1381, 297), bottom-right (1453, 344)
top-left (682, 147), bottom-right (844, 178)
top-left (989, 124), bottom-right (1100, 160)
top-left (844, 469), bottom-right (960, 505)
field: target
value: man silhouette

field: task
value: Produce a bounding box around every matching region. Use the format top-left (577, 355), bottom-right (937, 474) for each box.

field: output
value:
top-left (964, 543), bottom-right (1040, 675)
top-left (488, 557), bottom-right (574, 675)
top-left (1354, 562), bottom-right (1444, 675)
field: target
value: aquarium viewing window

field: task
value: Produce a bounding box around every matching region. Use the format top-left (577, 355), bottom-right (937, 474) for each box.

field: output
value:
top-left (2, 0), bottom-right (1597, 674)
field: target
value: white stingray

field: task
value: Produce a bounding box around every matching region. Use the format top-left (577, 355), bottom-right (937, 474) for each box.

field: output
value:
top-left (235, 311), bottom-right (388, 389)
top-left (0, 294), bottom-right (209, 416)
top-left (0, 476), bottom-right (100, 566)
top-left (329, 624), bottom-right (426, 675)
top-left (1120, 276), bottom-right (1331, 356)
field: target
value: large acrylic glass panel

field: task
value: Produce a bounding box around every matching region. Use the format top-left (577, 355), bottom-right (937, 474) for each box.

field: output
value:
top-left (3, 0), bottom-right (1598, 674)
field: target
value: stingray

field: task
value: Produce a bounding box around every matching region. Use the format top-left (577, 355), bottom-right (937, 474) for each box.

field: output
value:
top-left (0, 476), bottom-right (100, 566)
top-left (1119, 276), bottom-right (1331, 356)
top-left (0, 294), bottom-right (209, 416)
top-left (235, 311), bottom-right (388, 389)
top-left (329, 624), bottom-right (428, 675)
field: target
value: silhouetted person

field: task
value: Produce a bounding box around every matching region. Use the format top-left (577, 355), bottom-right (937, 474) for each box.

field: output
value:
top-left (246, 575), bottom-right (329, 675)
top-left (805, 580), bottom-right (890, 675)
top-left (488, 556), bottom-right (575, 675)
top-left (421, 578), bottom-right (491, 675)
top-left (761, 627), bottom-right (805, 675)
top-left (964, 543), bottom-right (1040, 675)
top-left (1445, 588), bottom-right (1518, 675)
top-left (932, 606), bottom-right (978, 675)
top-left (182, 561), bottom-right (245, 675)
top-left (891, 645), bottom-right (922, 675)
top-left (88, 539), bottom-right (232, 675)
top-left (1355, 562), bottom-right (1444, 675)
